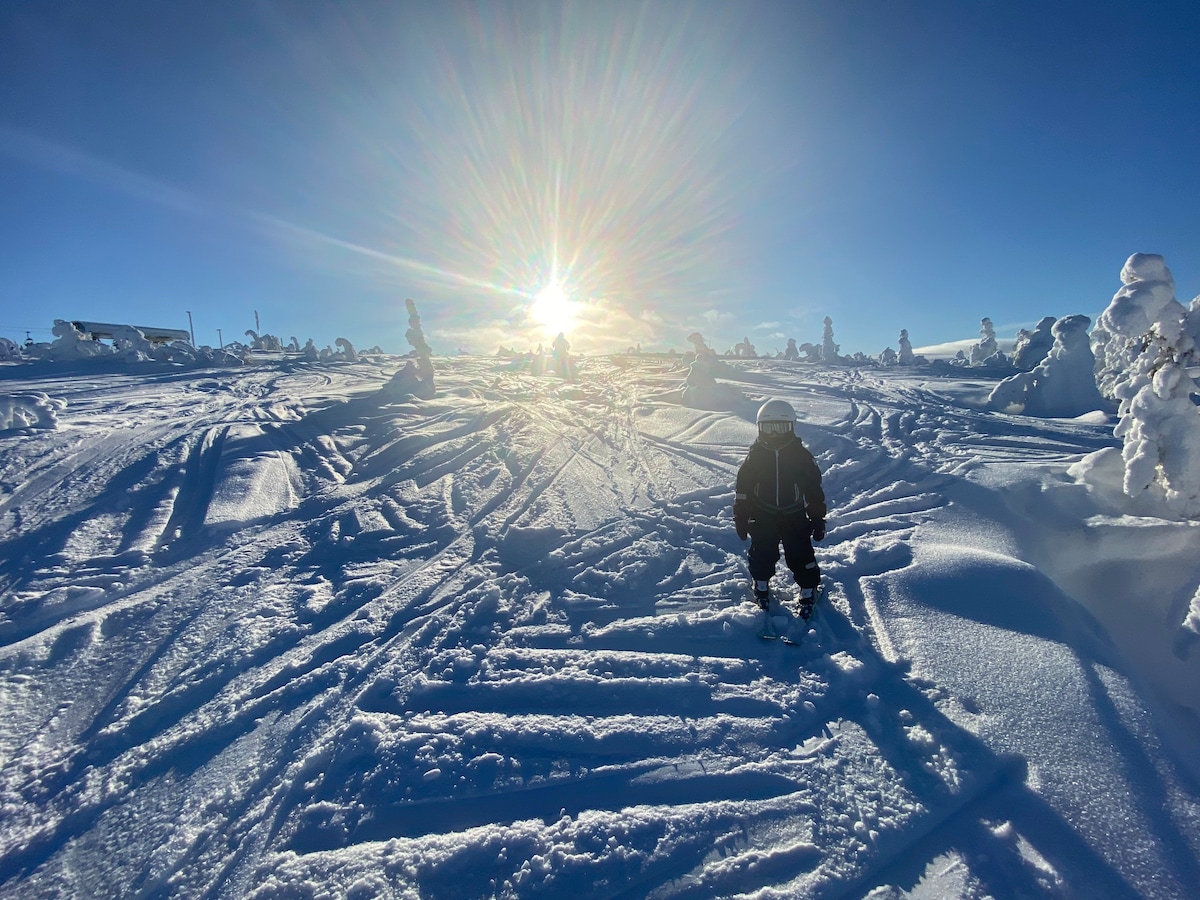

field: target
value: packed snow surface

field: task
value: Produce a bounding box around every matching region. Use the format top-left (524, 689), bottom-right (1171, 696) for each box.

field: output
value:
top-left (0, 356), bottom-right (1197, 899)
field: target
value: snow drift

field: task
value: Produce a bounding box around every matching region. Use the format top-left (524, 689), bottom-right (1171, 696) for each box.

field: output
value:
top-left (0, 355), bottom-right (1196, 898)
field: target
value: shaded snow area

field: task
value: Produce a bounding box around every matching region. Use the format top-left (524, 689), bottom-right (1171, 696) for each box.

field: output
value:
top-left (0, 357), bottom-right (1197, 899)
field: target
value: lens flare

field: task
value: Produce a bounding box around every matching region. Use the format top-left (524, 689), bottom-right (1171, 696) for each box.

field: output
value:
top-left (530, 281), bottom-right (579, 336)
top-left (253, 3), bottom-right (781, 352)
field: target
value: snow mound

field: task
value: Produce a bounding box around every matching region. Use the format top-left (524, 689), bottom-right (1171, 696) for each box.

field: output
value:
top-left (0, 392), bottom-right (66, 430)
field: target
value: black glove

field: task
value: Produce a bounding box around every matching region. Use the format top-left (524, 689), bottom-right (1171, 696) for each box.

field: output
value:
top-left (811, 520), bottom-right (825, 542)
top-left (733, 497), bottom-right (749, 541)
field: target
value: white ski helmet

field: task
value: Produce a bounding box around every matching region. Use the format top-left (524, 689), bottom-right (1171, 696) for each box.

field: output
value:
top-left (756, 399), bottom-right (796, 436)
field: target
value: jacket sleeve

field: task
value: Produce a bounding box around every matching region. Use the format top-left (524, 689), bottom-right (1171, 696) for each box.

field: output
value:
top-left (733, 451), bottom-right (754, 528)
top-left (801, 449), bottom-right (827, 522)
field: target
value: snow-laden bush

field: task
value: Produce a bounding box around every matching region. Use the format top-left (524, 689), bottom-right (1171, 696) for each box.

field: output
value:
top-left (245, 330), bottom-right (284, 351)
top-left (681, 344), bottom-right (740, 409)
top-left (0, 392), bottom-right (66, 430)
top-left (1094, 253), bottom-right (1200, 518)
top-left (111, 325), bottom-right (158, 363)
top-left (39, 320), bottom-right (113, 360)
top-left (987, 315), bottom-right (1105, 417)
top-left (684, 331), bottom-right (730, 373)
top-left (0, 337), bottom-right (23, 361)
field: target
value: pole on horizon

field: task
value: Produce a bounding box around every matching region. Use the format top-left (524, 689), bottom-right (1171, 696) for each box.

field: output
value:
top-left (217, 329), bottom-right (223, 350)
top-left (186, 310), bottom-right (195, 346)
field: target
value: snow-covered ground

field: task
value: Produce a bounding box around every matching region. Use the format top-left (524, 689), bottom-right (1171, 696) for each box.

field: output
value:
top-left (0, 355), bottom-right (1197, 899)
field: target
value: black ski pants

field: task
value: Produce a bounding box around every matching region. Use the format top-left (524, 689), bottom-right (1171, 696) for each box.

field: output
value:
top-left (747, 513), bottom-right (820, 589)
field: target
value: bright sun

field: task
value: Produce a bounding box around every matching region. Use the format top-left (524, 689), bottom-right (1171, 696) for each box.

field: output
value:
top-left (529, 282), bottom-right (578, 335)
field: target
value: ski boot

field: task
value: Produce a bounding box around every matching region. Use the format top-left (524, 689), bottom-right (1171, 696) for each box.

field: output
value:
top-left (797, 586), bottom-right (817, 620)
top-left (753, 579), bottom-right (771, 611)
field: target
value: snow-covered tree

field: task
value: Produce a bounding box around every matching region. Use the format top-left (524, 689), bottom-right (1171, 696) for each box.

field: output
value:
top-left (1012, 316), bottom-right (1056, 370)
top-left (0, 337), bottom-right (23, 361)
top-left (681, 343), bottom-right (740, 409)
top-left (245, 330), bottom-right (283, 352)
top-left (383, 299), bottom-right (435, 399)
top-left (684, 331), bottom-right (728, 373)
top-left (42, 320), bottom-right (111, 360)
top-left (897, 329), bottom-right (914, 366)
top-left (405, 297), bottom-right (433, 358)
top-left (987, 315), bottom-right (1104, 417)
top-left (733, 336), bottom-right (756, 358)
top-left (1094, 253), bottom-right (1200, 518)
top-left (820, 317), bottom-right (840, 363)
top-left (1092, 254), bottom-right (1180, 398)
top-left (879, 346), bottom-right (897, 367)
top-left (970, 318), bottom-right (1003, 366)
top-left (783, 338), bottom-right (799, 361)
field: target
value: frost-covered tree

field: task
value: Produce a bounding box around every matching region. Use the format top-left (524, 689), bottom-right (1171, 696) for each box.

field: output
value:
top-left (1092, 254), bottom-right (1180, 398)
top-left (43, 320), bottom-right (111, 360)
top-left (987, 315), bottom-right (1104, 416)
top-left (405, 297), bottom-right (433, 358)
top-left (783, 338), bottom-right (799, 361)
top-left (878, 346), bottom-right (897, 367)
top-left (335, 337), bottom-right (357, 360)
top-left (1094, 253), bottom-right (1200, 518)
top-left (0, 337), bottom-right (23, 361)
top-left (820, 317), bottom-right (840, 363)
top-left (733, 336), bottom-right (756, 358)
top-left (245, 330), bottom-right (283, 352)
top-left (1012, 317), bottom-right (1056, 370)
top-left (681, 341), bottom-right (740, 409)
top-left (684, 331), bottom-right (728, 373)
top-left (970, 318), bottom-right (1000, 366)
top-left (897, 329), bottom-right (914, 366)
top-left (383, 298), bottom-right (435, 399)
top-left (686, 331), bottom-right (710, 355)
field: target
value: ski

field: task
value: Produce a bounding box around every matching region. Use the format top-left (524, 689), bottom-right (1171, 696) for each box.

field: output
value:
top-left (757, 609), bottom-right (780, 641)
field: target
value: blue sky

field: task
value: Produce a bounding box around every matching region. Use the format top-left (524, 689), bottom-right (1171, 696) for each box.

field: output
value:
top-left (3, 1), bottom-right (1199, 357)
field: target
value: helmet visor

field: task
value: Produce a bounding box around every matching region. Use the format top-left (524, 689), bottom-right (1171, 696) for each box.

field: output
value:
top-left (759, 420), bottom-right (793, 435)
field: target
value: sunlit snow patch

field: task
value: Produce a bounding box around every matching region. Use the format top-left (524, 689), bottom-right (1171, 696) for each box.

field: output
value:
top-left (204, 423), bottom-right (299, 526)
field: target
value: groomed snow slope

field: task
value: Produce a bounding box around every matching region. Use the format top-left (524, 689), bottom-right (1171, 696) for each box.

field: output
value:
top-left (0, 356), bottom-right (1197, 899)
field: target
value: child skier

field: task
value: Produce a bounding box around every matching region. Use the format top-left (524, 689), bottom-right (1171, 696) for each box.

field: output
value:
top-left (733, 399), bottom-right (827, 612)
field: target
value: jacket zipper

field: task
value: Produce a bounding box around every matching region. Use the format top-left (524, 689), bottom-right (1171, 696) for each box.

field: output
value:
top-left (774, 449), bottom-right (781, 507)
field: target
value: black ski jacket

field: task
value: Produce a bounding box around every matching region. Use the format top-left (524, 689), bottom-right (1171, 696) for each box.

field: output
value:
top-left (734, 436), bottom-right (826, 526)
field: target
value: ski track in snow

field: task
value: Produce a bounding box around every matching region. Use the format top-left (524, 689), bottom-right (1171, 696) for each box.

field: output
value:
top-left (0, 357), bottom-right (1196, 899)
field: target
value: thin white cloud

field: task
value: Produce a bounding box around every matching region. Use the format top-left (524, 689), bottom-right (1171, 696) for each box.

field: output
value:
top-left (0, 124), bottom-right (206, 215)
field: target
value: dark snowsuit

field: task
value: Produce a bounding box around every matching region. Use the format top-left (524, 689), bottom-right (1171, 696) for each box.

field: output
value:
top-left (733, 435), bottom-right (826, 589)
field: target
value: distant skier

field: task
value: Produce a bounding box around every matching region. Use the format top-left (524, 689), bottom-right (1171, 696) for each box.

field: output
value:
top-left (733, 399), bottom-right (827, 611)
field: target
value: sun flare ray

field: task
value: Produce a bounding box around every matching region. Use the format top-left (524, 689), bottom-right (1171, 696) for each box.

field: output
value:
top-left (264, 3), bottom-right (778, 352)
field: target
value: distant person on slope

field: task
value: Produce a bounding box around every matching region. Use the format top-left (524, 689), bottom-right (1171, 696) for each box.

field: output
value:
top-left (733, 399), bottom-right (827, 613)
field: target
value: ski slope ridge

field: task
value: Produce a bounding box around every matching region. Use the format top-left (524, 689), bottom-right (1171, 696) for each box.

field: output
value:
top-left (0, 356), bottom-right (1196, 898)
